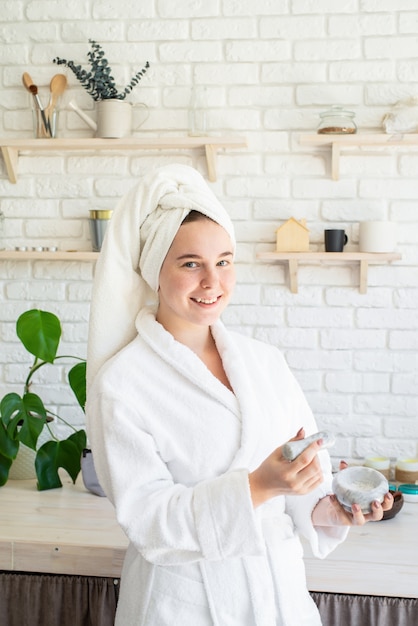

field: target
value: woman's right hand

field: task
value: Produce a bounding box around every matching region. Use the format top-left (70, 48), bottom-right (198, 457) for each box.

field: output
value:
top-left (248, 428), bottom-right (324, 508)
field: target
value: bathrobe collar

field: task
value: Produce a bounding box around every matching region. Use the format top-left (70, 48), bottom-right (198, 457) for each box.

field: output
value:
top-left (136, 308), bottom-right (263, 472)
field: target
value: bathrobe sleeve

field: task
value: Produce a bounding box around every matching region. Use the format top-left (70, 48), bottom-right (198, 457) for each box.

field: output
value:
top-left (285, 454), bottom-right (349, 559)
top-left (276, 363), bottom-right (349, 558)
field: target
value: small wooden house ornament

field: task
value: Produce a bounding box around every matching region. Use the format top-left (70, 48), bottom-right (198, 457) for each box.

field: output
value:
top-left (276, 217), bottom-right (310, 252)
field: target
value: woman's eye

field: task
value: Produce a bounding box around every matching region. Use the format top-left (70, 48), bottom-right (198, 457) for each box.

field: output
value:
top-left (184, 261), bottom-right (197, 268)
top-left (218, 259), bottom-right (228, 266)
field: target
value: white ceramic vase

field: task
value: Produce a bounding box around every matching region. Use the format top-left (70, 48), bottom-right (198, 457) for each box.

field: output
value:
top-left (8, 426), bottom-right (51, 480)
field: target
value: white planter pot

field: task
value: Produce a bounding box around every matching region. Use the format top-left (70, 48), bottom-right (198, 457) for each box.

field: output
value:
top-left (8, 426), bottom-right (50, 480)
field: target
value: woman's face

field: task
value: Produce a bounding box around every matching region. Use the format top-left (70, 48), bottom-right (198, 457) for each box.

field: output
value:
top-left (157, 217), bottom-right (236, 334)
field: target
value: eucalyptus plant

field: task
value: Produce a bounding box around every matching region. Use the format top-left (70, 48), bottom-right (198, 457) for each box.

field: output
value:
top-left (0, 309), bottom-right (87, 491)
top-left (53, 39), bottom-right (150, 101)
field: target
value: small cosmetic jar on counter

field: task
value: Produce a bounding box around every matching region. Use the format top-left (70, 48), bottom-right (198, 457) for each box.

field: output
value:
top-left (395, 459), bottom-right (418, 484)
top-left (397, 484), bottom-right (418, 503)
top-left (364, 457), bottom-right (391, 479)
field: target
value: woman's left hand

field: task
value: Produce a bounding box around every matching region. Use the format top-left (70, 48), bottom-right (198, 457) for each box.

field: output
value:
top-left (312, 461), bottom-right (394, 527)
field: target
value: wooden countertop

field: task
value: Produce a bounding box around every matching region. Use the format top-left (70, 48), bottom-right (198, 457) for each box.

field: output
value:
top-left (302, 501), bottom-right (418, 598)
top-left (0, 475), bottom-right (128, 578)
top-left (1, 477), bottom-right (417, 598)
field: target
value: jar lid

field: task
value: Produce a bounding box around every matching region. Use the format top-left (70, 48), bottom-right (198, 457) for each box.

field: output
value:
top-left (396, 458), bottom-right (418, 472)
top-left (364, 457), bottom-right (390, 470)
top-left (319, 106), bottom-right (355, 119)
top-left (398, 484), bottom-right (418, 494)
top-left (398, 483), bottom-right (418, 502)
top-left (89, 210), bottom-right (113, 219)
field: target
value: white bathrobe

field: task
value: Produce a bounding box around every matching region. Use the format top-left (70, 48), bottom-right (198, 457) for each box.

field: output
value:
top-left (86, 309), bottom-right (348, 626)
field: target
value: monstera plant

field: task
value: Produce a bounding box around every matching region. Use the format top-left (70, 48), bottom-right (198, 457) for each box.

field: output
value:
top-left (0, 309), bottom-right (87, 490)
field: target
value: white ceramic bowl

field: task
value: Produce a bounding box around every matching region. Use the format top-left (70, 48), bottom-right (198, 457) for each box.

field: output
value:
top-left (332, 466), bottom-right (389, 514)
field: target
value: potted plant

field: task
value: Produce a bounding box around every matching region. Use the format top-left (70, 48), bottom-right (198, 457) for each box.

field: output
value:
top-left (53, 39), bottom-right (150, 137)
top-left (0, 309), bottom-right (87, 491)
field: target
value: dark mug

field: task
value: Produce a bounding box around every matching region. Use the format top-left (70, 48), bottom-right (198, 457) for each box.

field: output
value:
top-left (324, 229), bottom-right (348, 252)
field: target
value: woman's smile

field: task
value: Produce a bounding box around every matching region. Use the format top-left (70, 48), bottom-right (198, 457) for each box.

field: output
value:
top-left (191, 295), bottom-right (220, 305)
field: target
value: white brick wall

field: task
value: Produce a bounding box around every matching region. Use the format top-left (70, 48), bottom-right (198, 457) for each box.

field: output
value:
top-left (0, 1), bottom-right (417, 465)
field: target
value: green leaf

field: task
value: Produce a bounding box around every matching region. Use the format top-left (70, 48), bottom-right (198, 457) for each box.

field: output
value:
top-left (0, 392), bottom-right (46, 449)
top-left (16, 310), bottom-right (61, 363)
top-left (35, 429), bottom-right (86, 490)
top-left (0, 421), bottom-right (20, 487)
top-left (67, 429), bottom-right (87, 456)
top-left (68, 362), bottom-right (86, 412)
top-left (0, 453), bottom-right (14, 487)
top-left (0, 421), bottom-right (19, 461)
top-left (35, 441), bottom-right (63, 489)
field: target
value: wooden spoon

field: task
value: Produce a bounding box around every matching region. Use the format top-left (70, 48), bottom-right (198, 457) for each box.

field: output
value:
top-left (43, 74), bottom-right (67, 136)
top-left (47, 74), bottom-right (67, 111)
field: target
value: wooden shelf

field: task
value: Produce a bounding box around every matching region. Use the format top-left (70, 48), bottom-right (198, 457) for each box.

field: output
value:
top-left (0, 250), bottom-right (99, 261)
top-left (0, 135), bottom-right (247, 184)
top-left (257, 251), bottom-right (402, 294)
top-left (299, 132), bottom-right (418, 180)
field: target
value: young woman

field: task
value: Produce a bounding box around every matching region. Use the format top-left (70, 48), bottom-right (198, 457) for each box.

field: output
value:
top-left (86, 164), bottom-right (392, 626)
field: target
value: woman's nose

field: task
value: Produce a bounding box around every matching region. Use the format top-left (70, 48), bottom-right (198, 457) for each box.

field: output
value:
top-left (200, 267), bottom-right (217, 288)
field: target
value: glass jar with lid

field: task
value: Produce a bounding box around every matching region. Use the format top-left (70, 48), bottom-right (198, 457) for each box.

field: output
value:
top-left (317, 106), bottom-right (357, 135)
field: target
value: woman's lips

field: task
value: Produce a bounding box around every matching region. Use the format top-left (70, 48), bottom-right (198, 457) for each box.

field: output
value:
top-left (192, 296), bottom-right (220, 304)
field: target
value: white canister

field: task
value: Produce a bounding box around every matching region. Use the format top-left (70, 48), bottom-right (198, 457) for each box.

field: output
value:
top-left (359, 220), bottom-right (397, 253)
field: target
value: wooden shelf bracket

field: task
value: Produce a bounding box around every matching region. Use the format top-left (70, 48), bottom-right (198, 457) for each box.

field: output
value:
top-left (288, 258), bottom-right (299, 294)
top-left (331, 141), bottom-right (341, 181)
top-left (359, 259), bottom-right (368, 294)
top-left (1, 147), bottom-right (18, 184)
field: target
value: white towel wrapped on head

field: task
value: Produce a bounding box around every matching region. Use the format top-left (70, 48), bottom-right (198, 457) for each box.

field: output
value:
top-left (87, 163), bottom-right (236, 389)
